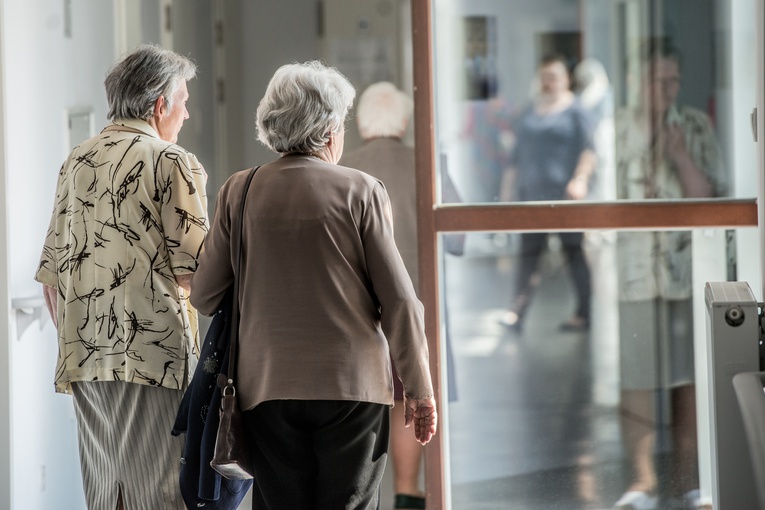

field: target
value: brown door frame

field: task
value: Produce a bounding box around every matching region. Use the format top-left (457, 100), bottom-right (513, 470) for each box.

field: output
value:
top-left (411, 1), bottom-right (758, 508)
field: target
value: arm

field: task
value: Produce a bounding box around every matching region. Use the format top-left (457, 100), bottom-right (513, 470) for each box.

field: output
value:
top-left (42, 284), bottom-right (58, 328)
top-left (189, 174), bottom-right (237, 315)
top-left (159, 152), bottom-right (209, 292)
top-left (499, 166), bottom-right (517, 202)
top-left (665, 124), bottom-right (714, 198)
top-left (361, 183), bottom-right (436, 441)
top-left (175, 274), bottom-right (192, 293)
top-left (565, 148), bottom-right (597, 200)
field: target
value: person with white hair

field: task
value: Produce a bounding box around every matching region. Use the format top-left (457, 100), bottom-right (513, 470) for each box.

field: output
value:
top-left (341, 81), bottom-right (463, 510)
top-left (341, 81), bottom-right (425, 510)
top-left (191, 64), bottom-right (437, 509)
top-left (35, 44), bottom-right (208, 509)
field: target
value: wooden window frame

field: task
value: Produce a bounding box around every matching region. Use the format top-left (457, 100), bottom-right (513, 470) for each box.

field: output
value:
top-left (410, 1), bottom-right (760, 508)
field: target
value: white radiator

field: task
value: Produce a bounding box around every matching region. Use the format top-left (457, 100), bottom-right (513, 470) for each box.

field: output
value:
top-left (704, 281), bottom-right (761, 509)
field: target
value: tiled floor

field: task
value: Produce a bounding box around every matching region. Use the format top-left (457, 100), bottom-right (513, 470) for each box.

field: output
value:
top-left (442, 233), bottom-right (627, 509)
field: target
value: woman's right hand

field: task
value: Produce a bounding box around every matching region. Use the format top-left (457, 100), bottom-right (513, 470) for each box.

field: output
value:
top-left (404, 396), bottom-right (438, 445)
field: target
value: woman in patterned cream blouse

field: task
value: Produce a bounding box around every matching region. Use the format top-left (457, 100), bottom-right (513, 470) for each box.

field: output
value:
top-left (35, 44), bottom-right (208, 510)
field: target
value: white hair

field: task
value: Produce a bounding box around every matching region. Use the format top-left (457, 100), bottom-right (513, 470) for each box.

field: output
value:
top-left (574, 58), bottom-right (610, 109)
top-left (256, 61), bottom-right (356, 154)
top-left (356, 82), bottom-right (413, 140)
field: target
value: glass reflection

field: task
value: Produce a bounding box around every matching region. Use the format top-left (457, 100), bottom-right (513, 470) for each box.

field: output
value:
top-left (437, 1), bottom-right (747, 207)
top-left (442, 227), bottom-right (739, 509)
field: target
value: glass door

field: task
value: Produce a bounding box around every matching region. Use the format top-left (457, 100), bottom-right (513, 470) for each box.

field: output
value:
top-left (413, 0), bottom-right (760, 508)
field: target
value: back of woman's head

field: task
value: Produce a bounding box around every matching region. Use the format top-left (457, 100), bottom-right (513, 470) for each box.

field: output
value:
top-left (356, 82), bottom-right (413, 140)
top-left (256, 61), bottom-right (356, 154)
top-left (105, 44), bottom-right (197, 122)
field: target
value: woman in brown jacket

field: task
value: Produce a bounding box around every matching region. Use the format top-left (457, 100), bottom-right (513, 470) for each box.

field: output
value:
top-left (190, 61), bottom-right (437, 510)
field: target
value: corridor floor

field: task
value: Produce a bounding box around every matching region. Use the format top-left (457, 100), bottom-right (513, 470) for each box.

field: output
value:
top-left (241, 232), bottom-right (691, 509)
top-left (443, 233), bottom-right (628, 509)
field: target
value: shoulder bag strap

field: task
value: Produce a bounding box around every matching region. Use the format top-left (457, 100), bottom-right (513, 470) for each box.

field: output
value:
top-left (225, 166), bottom-right (260, 389)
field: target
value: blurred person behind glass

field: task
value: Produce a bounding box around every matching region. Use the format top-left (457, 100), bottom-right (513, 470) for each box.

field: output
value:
top-left (613, 38), bottom-right (726, 510)
top-left (341, 81), bottom-right (462, 510)
top-left (498, 54), bottom-right (596, 333)
top-left (574, 57), bottom-right (615, 202)
top-left (190, 62), bottom-right (437, 510)
top-left (35, 44), bottom-right (208, 510)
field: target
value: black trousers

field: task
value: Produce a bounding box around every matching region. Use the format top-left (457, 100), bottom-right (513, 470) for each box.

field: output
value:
top-left (510, 232), bottom-right (591, 322)
top-left (243, 399), bottom-right (389, 510)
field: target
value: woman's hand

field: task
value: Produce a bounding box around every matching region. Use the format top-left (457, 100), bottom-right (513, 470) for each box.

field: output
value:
top-left (404, 396), bottom-right (438, 445)
top-left (565, 176), bottom-right (588, 200)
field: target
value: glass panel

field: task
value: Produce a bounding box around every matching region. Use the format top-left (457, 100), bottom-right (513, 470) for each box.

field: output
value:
top-left (433, 0), bottom-right (757, 207)
top-left (440, 226), bottom-right (760, 509)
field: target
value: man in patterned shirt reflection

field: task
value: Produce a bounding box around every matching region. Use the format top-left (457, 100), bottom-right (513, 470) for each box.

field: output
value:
top-left (613, 38), bottom-right (726, 510)
top-left (34, 45), bottom-right (208, 510)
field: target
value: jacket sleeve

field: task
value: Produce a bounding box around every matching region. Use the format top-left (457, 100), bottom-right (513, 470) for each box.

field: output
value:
top-left (190, 174), bottom-right (237, 316)
top-left (361, 181), bottom-right (434, 400)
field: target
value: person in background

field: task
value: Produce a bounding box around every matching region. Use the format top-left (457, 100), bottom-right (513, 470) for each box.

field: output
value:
top-left (190, 62), bottom-right (437, 510)
top-left (35, 44), bottom-right (208, 510)
top-left (574, 57), bottom-right (615, 202)
top-left (498, 54), bottom-right (596, 333)
top-left (341, 81), bottom-right (461, 510)
top-left (613, 38), bottom-right (726, 510)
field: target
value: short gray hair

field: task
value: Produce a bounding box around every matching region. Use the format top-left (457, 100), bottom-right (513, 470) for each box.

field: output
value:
top-left (105, 44), bottom-right (197, 121)
top-left (356, 82), bottom-right (413, 139)
top-left (256, 61), bottom-right (356, 154)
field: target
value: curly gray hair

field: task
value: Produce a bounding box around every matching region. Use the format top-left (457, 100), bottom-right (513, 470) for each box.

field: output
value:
top-left (256, 61), bottom-right (356, 154)
top-left (104, 44), bottom-right (197, 121)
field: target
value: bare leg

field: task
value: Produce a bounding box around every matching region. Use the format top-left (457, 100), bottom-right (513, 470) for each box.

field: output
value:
top-left (619, 389), bottom-right (658, 494)
top-left (671, 384), bottom-right (698, 496)
top-left (390, 403), bottom-right (424, 497)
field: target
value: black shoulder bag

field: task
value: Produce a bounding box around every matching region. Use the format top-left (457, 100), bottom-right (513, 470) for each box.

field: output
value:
top-left (210, 166), bottom-right (260, 480)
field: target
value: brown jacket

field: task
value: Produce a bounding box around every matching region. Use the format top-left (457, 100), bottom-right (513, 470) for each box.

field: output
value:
top-left (190, 154), bottom-right (433, 411)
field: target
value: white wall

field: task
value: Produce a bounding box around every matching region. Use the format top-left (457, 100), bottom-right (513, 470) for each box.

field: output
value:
top-left (0, 0), bottom-right (115, 508)
top-left (0, 0), bottom-right (10, 506)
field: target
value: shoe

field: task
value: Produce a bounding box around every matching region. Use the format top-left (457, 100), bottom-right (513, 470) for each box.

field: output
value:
top-left (683, 489), bottom-right (708, 509)
top-left (613, 490), bottom-right (658, 510)
top-left (394, 493), bottom-right (425, 510)
top-left (559, 316), bottom-right (590, 332)
top-left (498, 311), bottom-right (523, 332)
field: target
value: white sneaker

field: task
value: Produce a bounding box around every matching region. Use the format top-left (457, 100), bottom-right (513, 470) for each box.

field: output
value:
top-left (613, 491), bottom-right (659, 510)
top-left (683, 489), bottom-right (708, 510)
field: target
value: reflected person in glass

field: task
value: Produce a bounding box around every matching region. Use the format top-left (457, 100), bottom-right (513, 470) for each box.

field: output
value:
top-left (498, 54), bottom-right (596, 333)
top-left (613, 38), bottom-right (726, 510)
top-left (341, 81), bottom-right (463, 510)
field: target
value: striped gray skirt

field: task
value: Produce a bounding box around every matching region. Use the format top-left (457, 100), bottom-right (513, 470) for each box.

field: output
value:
top-left (71, 381), bottom-right (185, 510)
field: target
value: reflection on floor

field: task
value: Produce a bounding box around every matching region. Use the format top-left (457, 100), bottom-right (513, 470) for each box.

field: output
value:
top-left (444, 233), bottom-right (690, 509)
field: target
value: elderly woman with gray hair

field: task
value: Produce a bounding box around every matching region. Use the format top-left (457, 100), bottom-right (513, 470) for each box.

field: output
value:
top-left (190, 61), bottom-right (437, 509)
top-left (35, 44), bottom-right (208, 509)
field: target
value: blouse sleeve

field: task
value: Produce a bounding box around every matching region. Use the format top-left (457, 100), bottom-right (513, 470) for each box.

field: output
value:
top-left (34, 162), bottom-right (68, 288)
top-left (157, 149), bottom-right (209, 276)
